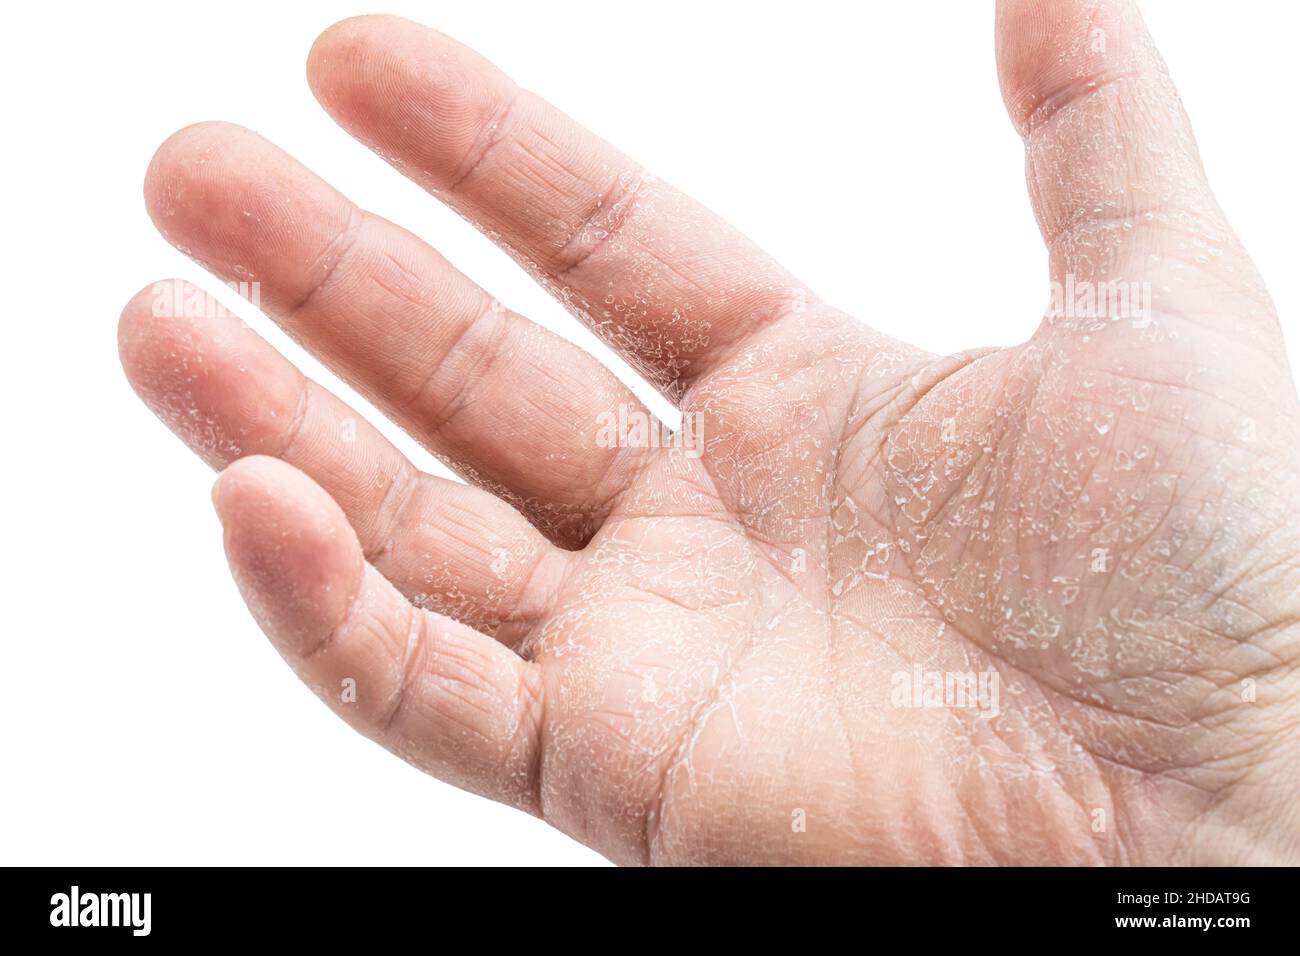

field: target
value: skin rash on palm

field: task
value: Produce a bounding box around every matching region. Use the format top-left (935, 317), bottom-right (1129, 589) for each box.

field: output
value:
top-left (119, 2), bottom-right (1300, 865)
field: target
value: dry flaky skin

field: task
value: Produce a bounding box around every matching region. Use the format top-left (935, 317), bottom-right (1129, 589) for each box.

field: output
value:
top-left (119, 3), bottom-right (1300, 865)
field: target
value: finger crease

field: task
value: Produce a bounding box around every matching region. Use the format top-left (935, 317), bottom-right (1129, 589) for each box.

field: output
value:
top-left (1021, 67), bottom-right (1145, 139)
top-left (408, 295), bottom-right (508, 433)
top-left (379, 606), bottom-right (428, 735)
top-left (363, 464), bottom-right (422, 565)
top-left (287, 206), bottom-right (365, 319)
top-left (275, 377), bottom-right (314, 460)
top-left (552, 168), bottom-right (646, 283)
top-left (447, 85), bottom-right (524, 193)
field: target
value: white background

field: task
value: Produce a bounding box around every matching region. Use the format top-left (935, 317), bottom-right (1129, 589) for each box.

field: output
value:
top-left (2, 1), bottom-right (1295, 866)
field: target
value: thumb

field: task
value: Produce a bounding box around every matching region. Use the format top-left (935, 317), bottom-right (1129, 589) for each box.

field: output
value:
top-left (996, 0), bottom-right (1223, 278)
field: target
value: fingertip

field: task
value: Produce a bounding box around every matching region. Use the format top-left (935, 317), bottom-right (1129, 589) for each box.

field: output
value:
top-left (307, 14), bottom-right (400, 80)
top-left (144, 121), bottom-right (256, 233)
top-left (143, 121), bottom-right (276, 285)
top-left (214, 456), bottom-right (363, 656)
top-left (118, 278), bottom-right (173, 386)
top-left (308, 14), bottom-right (431, 78)
top-left (118, 278), bottom-right (176, 352)
top-left (305, 13), bottom-right (514, 187)
top-left (143, 119), bottom-right (354, 314)
top-left (211, 453), bottom-right (291, 519)
top-left (996, 0), bottom-right (1144, 136)
top-left (117, 277), bottom-right (213, 401)
top-left (212, 455), bottom-right (346, 533)
top-left (118, 280), bottom-right (301, 469)
top-left (306, 15), bottom-right (409, 114)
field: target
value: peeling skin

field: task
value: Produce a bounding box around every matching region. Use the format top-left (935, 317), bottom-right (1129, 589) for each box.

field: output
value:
top-left (121, 4), bottom-right (1300, 866)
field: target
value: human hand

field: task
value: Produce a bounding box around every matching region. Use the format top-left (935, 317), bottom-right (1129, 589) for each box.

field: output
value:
top-left (120, 2), bottom-right (1300, 864)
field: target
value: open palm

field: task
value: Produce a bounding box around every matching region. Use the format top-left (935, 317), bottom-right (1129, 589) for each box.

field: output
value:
top-left (121, 3), bottom-right (1300, 865)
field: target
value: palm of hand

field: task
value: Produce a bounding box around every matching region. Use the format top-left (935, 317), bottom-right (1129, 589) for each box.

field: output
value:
top-left (122, 3), bottom-right (1300, 865)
